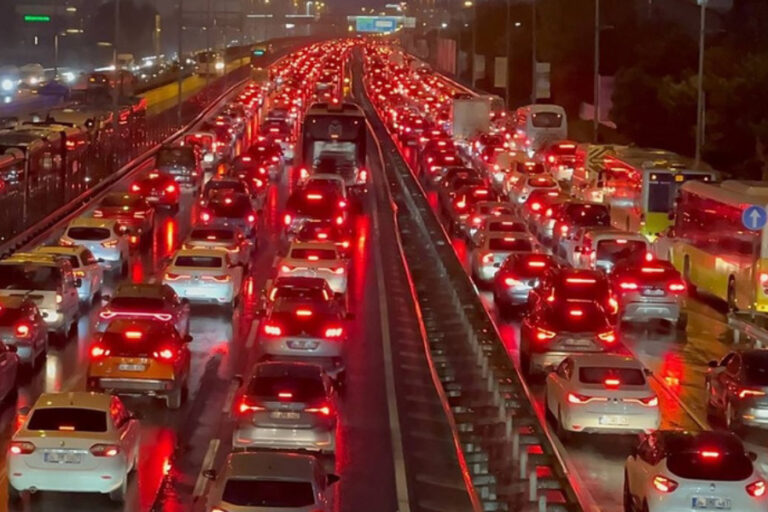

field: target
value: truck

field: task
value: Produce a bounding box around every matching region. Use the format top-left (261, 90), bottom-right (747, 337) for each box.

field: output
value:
top-left (450, 97), bottom-right (491, 143)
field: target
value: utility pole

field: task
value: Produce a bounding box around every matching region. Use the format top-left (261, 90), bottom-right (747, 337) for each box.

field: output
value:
top-left (471, 0), bottom-right (477, 87)
top-left (206, 0), bottom-right (212, 89)
top-left (113, 0), bottom-right (120, 155)
top-left (694, 0), bottom-right (707, 166)
top-left (592, 0), bottom-right (600, 143)
top-left (504, 0), bottom-right (511, 108)
top-left (530, 0), bottom-right (537, 104)
top-left (177, 0), bottom-right (184, 125)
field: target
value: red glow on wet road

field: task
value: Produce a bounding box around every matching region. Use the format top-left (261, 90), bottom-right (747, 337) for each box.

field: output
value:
top-left (138, 426), bottom-right (177, 512)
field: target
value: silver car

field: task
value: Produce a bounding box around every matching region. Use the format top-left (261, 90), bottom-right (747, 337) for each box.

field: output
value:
top-left (233, 361), bottom-right (336, 452)
top-left (611, 259), bottom-right (687, 328)
top-left (470, 232), bottom-right (536, 284)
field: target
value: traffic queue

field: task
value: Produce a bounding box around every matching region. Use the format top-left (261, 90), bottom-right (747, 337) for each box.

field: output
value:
top-left (363, 41), bottom-right (768, 512)
top-left (0, 40), bottom-right (360, 509)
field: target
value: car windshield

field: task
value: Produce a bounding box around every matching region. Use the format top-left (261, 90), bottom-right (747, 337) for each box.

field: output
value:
top-left (578, 367), bottom-right (645, 385)
top-left (488, 238), bottom-right (533, 252)
top-left (531, 112), bottom-right (563, 128)
top-left (174, 256), bottom-right (223, 268)
top-left (666, 434), bottom-right (753, 481)
top-left (101, 328), bottom-right (176, 356)
top-left (222, 479), bottom-right (315, 507)
top-left (67, 227), bottom-right (111, 241)
top-left (248, 375), bottom-right (326, 402)
top-left (596, 240), bottom-right (647, 263)
top-left (205, 182), bottom-right (247, 195)
top-left (506, 255), bottom-right (554, 277)
top-left (101, 195), bottom-right (145, 208)
top-left (27, 408), bottom-right (107, 433)
top-left (110, 296), bottom-right (166, 311)
top-left (546, 301), bottom-right (607, 331)
top-left (157, 148), bottom-right (195, 167)
top-left (557, 275), bottom-right (608, 299)
top-left (744, 352), bottom-right (768, 386)
top-left (273, 287), bottom-right (327, 301)
top-left (290, 249), bottom-right (337, 260)
top-left (209, 199), bottom-right (252, 217)
top-left (189, 229), bottom-right (236, 241)
top-left (0, 264), bottom-right (62, 291)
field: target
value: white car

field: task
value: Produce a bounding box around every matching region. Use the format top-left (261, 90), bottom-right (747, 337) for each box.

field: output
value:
top-left (277, 242), bottom-right (348, 295)
top-left (35, 245), bottom-right (104, 304)
top-left (545, 353), bottom-right (660, 440)
top-left (60, 218), bottom-right (130, 275)
top-left (162, 249), bottom-right (243, 308)
top-left (205, 451), bottom-right (339, 512)
top-left (470, 232), bottom-right (535, 284)
top-left (569, 228), bottom-right (649, 272)
top-left (507, 173), bottom-right (560, 205)
top-left (624, 430), bottom-right (767, 512)
top-left (9, 392), bottom-right (140, 502)
top-left (182, 226), bottom-right (253, 269)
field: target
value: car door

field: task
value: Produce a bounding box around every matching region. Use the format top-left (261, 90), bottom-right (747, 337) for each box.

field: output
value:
top-left (62, 268), bottom-right (79, 321)
top-left (24, 304), bottom-right (43, 355)
top-left (82, 249), bottom-right (101, 292)
top-left (547, 358), bottom-right (570, 414)
top-left (627, 433), bottom-right (660, 499)
top-left (226, 255), bottom-right (243, 293)
top-left (111, 397), bottom-right (139, 466)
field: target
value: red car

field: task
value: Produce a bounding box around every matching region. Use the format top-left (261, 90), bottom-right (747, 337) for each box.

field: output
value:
top-left (131, 171), bottom-right (180, 211)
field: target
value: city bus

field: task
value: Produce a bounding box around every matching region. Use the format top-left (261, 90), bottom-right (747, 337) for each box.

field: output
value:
top-left (574, 147), bottom-right (718, 239)
top-left (669, 180), bottom-right (768, 311)
top-left (300, 101), bottom-right (367, 194)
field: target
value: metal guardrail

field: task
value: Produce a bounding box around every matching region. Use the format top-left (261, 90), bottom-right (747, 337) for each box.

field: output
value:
top-left (728, 311), bottom-right (768, 347)
top-left (354, 57), bottom-right (585, 511)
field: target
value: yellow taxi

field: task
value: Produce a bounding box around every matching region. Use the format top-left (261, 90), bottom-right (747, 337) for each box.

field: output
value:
top-left (86, 318), bottom-right (191, 409)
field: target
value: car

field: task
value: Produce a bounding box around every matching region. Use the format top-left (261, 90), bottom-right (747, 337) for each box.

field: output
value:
top-left (182, 131), bottom-right (217, 169)
top-left (507, 173), bottom-right (559, 205)
top-left (545, 353), bottom-right (659, 440)
top-left (529, 267), bottom-right (619, 323)
top-left (162, 249), bottom-right (244, 308)
top-left (463, 201), bottom-right (517, 239)
top-left (260, 277), bottom-right (339, 314)
top-left (706, 349), bottom-right (768, 431)
top-left (130, 171), bottom-right (181, 211)
top-left (469, 232), bottom-right (536, 284)
top-left (200, 176), bottom-right (253, 202)
top-left (284, 187), bottom-right (347, 239)
top-left (96, 282), bottom-right (190, 336)
top-left (8, 392), bottom-right (140, 502)
top-left (520, 299), bottom-right (617, 377)
top-left (60, 218), bottom-right (130, 275)
top-left (35, 245), bottom-right (104, 304)
top-left (570, 228), bottom-right (649, 272)
top-left (204, 451), bottom-right (339, 512)
top-left (468, 215), bottom-right (529, 248)
top-left (230, 155), bottom-right (269, 196)
top-left (623, 430), bottom-right (767, 512)
top-left (93, 192), bottom-right (155, 245)
top-left (538, 140), bottom-right (579, 184)
top-left (0, 295), bottom-right (46, 368)
top-left (155, 144), bottom-right (203, 188)
top-left (257, 298), bottom-right (347, 382)
top-left (87, 318), bottom-right (192, 409)
top-left (441, 185), bottom-right (497, 235)
top-left (0, 252), bottom-right (80, 341)
top-left (198, 193), bottom-right (259, 238)
top-left (260, 119), bottom-right (295, 160)
top-left (492, 252), bottom-right (558, 316)
top-left (421, 152), bottom-right (463, 184)
top-left (550, 202), bottom-right (611, 256)
top-left (293, 219), bottom-right (352, 258)
top-left (247, 140), bottom-right (284, 180)
top-left (277, 242), bottom-right (348, 296)
top-left (233, 361), bottom-right (337, 452)
top-left (182, 226), bottom-right (253, 268)
top-left (611, 259), bottom-right (687, 328)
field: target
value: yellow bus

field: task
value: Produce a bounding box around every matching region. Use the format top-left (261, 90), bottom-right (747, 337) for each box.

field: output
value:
top-left (669, 180), bottom-right (768, 311)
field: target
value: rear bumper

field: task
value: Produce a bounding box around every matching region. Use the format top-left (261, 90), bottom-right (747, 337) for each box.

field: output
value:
top-left (88, 376), bottom-right (176, 396)
top-left (621, 300), bottom-right (681, 322)
top-left (9, 457), bottom-right (128, 494)
top-left (562, 406), bottom-right (660, 434)
top-left (233, 425), bottom-right (335, 452)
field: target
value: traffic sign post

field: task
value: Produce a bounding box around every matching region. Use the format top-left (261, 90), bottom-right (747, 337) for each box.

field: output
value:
top-left (743, 205), bottom-right (767, 312)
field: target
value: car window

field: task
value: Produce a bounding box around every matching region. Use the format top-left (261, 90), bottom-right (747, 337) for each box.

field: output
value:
top-left (667, 450), bottom-right (753, 481)
top-left (27, 408), bottom-right (108, 432)
top-left (578, 367), bottom-right (645, 385)
top-left (110, 297), bottom-right (166, 311)
top-left (744, 353), bottom-right (768, 386)
top-left (488, 238), bottom-right (533, 252)
top-left (290, 248), bottom-right (337, 260)
top-left (0, 264), bottom-right (62, 291)
top-left (247, 375), bottom-right (326, 402)
top-left (67, 227), bottom-right (111, 241)
top-left (173, 255), bottom-right (224, 268)
top-left (222, 479), bottom-right (315, 507)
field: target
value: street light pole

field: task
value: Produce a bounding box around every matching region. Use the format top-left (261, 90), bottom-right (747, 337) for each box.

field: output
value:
top-left (54, 34), bottom-right (59, 79)
top-left (471, 0), bottom-right (477, 87)
top-left (177, 0), bottom-right (184, 125)
top-left (694, 0), bottom-right (707, 166)
top-left (592, 0), bottom-right (600, 143)
top-left (530, 0), bottom-right (537, 103)
top-left (505, 0), bottom-right (511, 108)
top-left (113, 0), bottom-right (120, 153)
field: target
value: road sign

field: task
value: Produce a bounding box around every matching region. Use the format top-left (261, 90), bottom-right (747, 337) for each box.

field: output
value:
top-left (743, 205), bottom-right (767, 231)
top-left (586, 144), bottom-right (612, 175)
top-left (24, 15), bottom-right (51, 22)
top-left (354, 16), bottom-right (397, 33)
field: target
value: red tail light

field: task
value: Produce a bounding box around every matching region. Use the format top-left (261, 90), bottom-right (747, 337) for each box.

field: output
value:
top-left (504, 277), bottom-right (520, 287)
top-left (200, 211), bottom-right (212, 222)
top-left (530, 202), bottom-right (541, 212)
top-left (455, 199), bottom-right (467, 210)
top-left (284, 214), bottom-right (292, 226)
top-left (747, 480), bottom-right (767, 498)
top-left (324, 326), bottom-right (344, 339)
top-left (153, 348), bottom-right (177, 361)
top-left (165, 184), bottom-right (177, 194)
top-left (619, 280), bottom-right (639, 291)
top-left (304, 403), bottom-right (332, 416)
top-left (739, 388), bottom-right (767, 399)
top-left (534, 327), bottom-right (556, 341)
top-left (295, 309), bottom-right (313, 317)
top-left (134, 210), bottom-right (146, 219)
top-left (667, 281), bottom-right (686, 293)
top-left (699, 450), bottom-right (721, 460)
top-left (93, 209), bottom-right (104, 218)
top-left (247, 214), bottom-right (256, 223)
top-left (567, 393), bottom-right (605, 405)
top-left (628, 395), bottom-right (659, 407)
top-left (263, 322), bottom-right (283, 336)
top-left (359, 169), bottom-right (368, 183)
top-left (9, 441), bottom-right (35, 455)
top-left (335, 215), bottom-right (344, 226)
top-left (597, 330), bottom-right (617, 344)
top-left (90, 444), bottom-right (120, 457)
top-left (237, 396), bottom-right (265, 414)
top-left (90, 345), bottom-right (108, 359)
top-left (652, 475), bottom-right (678, 493)
top-left (603, 378), bottom-right (620, 389)
top-left (131, 184), bottom-right (141, 193)
top-left (15, 323), bottom-right (31, 338)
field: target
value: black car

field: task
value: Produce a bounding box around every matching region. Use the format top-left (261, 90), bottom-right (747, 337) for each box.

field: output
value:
top-left (706, 349), bottom-right (768, 431)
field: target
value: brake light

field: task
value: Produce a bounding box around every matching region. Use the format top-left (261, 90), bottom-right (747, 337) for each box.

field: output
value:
top-left (237, 396), bottom-right (265, 414)
top-left (90, 444), bottom-right (120, 457)
top-left (619, 280), bottom-right (639, 291)
top-left (482, 254), bottom-right (494, 264)
top-left (504, 277), bottom-right (520, 287)
top-left (528, 260), bottom-right (546, 268)
top-left (200, 212), bottom-right (212, 222)
top-left (155, 313), bottom-right (173, 322)
top-left (359, 169), bottom-right (368, 183)
top-left (90, 344), bottom-right (108, 359)
top-left (568, 308), bottom-right (584, 317)
top-left (202, 274), bottom-right (230, 282)
top-left (324, 326), bottom-right (344, 339)
top-left (307, 193), bottom-right (323, 200)
top-left (530, 202), bottom-right (541, 212)
top-left (131, 184), bottom-right (141, 192)
top-left (284, 214), bottom-right (292, 226)
top-left (567, 393), bottom-right (605, 405)
top-left (747, 480), bottom-right (767, 498)
top-left (295, 309), bottom-right (313, 317)
top-left (93, 209), bottom-right (104, 218)
top-left (99, 311), bottom-right (116, 320)
top-left (9, 441), bottom-right (35, 455)
top-left (560, 225), bottom-right (569, 235)
top-left (280, 265), bottom-right (293, 273)
top-left (165, 184), bottom-right (177, 194)
top-left (547, 155), bottom-right (556, 164)
top-left (566, 277), bottom-right (596, 284)
top-left (335, 215), bottom-right (344, 226)
top-left (124, 330), bottom-right (143, 340)
top-left (608, 296), bottom-right (619, 315)
top-left (333, 267), bottom-right (345, 275)
top-left (102, 240), bottom-right (118, 248)
top-left (652, 475), bottom-right (678, 493)
top-left (667, 281), bottom-right (686, 293)
top-left (760, 272), bottom-right (768, 285)
top-left (535, 327), bottom-right (556, 341)
top-left (153, 348), bottom-right (176, 361)
top-left (598, 330), bottom-right (617, 344)
top-left (739, 388), bottom-right (767, 399)
top-left (455, 200), bottom-right (467, 210)
top-left (603, 378), bottom-right (620, 389)
top-left (15, 323), bottom-right (30, 338)
top-left (263, 323), bottom-right (283, 336)
top-left (134, 211), bottom-right (146, 219)
top-left (699, 450), bottom-right (721, 460)
top-left (305, 403), bottom-right (332, 416)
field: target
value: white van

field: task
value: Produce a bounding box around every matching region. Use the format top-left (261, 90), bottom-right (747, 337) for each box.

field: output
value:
top-left (511, 104), bottom-right (567, 156)
top-left (0, 252), bottom-right (80, 341)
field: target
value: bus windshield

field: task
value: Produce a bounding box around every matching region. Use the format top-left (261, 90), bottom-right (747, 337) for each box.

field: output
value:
top-left (647, 172), bottom-right (715, 213)
top-left (302, 109), bottom-right (366, 171)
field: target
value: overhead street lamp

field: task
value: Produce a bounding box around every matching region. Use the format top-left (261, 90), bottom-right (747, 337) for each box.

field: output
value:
top-left (694, 0), bottom-right (707, 166)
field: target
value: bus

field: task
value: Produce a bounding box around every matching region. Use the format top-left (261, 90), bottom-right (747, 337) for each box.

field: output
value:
top-left (195, 51), bottom-right (225, 77)
top-left (250, 44), bottom-right (272, 70)
top-left (300, 101), bottom-right (367, 194)
top-left (510, 104), bottom-right (567, 156)
top-left (669, 180), bottom-right (768, 311)
top-left (574, 147), bottom-right (718, 239)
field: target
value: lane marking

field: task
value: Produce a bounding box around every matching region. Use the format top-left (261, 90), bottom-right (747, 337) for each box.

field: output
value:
top-left (369, 124), bottom-right (412, 512)
top-left (193, 438), bottom-right (220, 498)
top-left (245, 319), bottom-right (259, 349)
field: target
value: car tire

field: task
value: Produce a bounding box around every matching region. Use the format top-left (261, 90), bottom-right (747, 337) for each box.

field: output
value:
top-left (166, 386), bottom-right (183, 410)
top-left (520, 350), bottom-right (532, 378)
top-left (556, 408), bottom-right (571, 442)
top-left (8, 485), bottom-right (21, 502)
top-left (109, 476), bottom-right (128, 503)
top-left (623, 471), bottom-right (635, 512)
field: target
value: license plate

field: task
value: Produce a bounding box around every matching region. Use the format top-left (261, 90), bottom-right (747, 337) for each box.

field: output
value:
top-left (598, 415), bottom-right (629, 426)
top-left (287, 340), bottom-right (319, 350)
top-left (44, 451), bottom-right (82, 464)
top-left (563, 338), bottom-right (592, 347)
top-left (692, 497), bottom-right (731, 509)
top-left (270, 411), bottom-right (300, 420)
top-left (118, 364), bottom-right (147, 372)
top-left (642, 289), bottom-right (665, 297)
top-left (186, 288), bottom-right (208, 296)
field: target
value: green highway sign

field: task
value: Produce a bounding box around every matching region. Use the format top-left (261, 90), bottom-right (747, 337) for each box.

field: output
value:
top-left (24, 15), bottom-right (52, 22)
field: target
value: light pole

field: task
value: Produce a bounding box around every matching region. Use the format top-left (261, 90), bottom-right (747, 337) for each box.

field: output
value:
top-left (694, 0), bottom-right (707, 166)
top-left (530, 0), bottom-right (537, 103)
top-left (504, 0), bottom-right (511, 108)
top-left (592, 0), bottom-right (600, 142)
top-left (113, 0), bottom-right (120, 153)
top-left (177, 0), bottom-right (184, 125)
top-left (471, 0), bottom-right (477, 87)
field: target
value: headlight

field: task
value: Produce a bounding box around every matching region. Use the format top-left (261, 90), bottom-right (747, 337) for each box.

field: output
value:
top-left (29, 77), bottom-right (39, 86)
top-left (1, 79), bottom-right (14, 92)
top-left (62, 72), bottom-right (75, 83)
top-left (204, 153), bottom-right (214, 162)
top-left (215, 62), bottom-right (225, 70)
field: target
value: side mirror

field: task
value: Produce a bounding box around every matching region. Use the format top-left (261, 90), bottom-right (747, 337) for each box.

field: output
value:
top-left (749, 451), bottom-right (758, 462)
top-left (184, 335), bottom-right (193, 343)
top-left (707, 360), bottom-right (718, 369)
top-left (74, 278), bottom-right (83, 288)
top-left (233, 374), bottom-right (244, 386)
top-left (203, 469), bottom-right (217, 480)
top-left (327, 473), bottom-right (340, 486)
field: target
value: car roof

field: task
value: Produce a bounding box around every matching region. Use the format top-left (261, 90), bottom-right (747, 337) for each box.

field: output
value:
top-left (114, 282), bottom-right (168, 298)
top-left (224, 451), bottom-right (318, 479)
top-left (570, 354), bottom-right (644, 370)
top-left (33, 391), bottom-right (112, 410)
top-left (68, 217), bottom-right (117, 228)
top-left (288, 241), bottom-right (339, 252)
top-left (172, 248), bottom-right (227, 259)
top-left (1, 252), bottom-right (62, 266)
top-left (35, 246), bottom-right (84, 257)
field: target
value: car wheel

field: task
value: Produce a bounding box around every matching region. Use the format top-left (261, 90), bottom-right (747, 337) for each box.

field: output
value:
top-left (8, 485), bottom-right (21, 502)
top-left (166, 386), bottom-right (183, 410)
top-left (556, 408), bottom-right (571, 442)
top-left (108, 476), bottom-right (128, 503)
top-left (623, 471), bottom-right (635, 512)
top-left (520, 351), bottom-right (532, 378)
